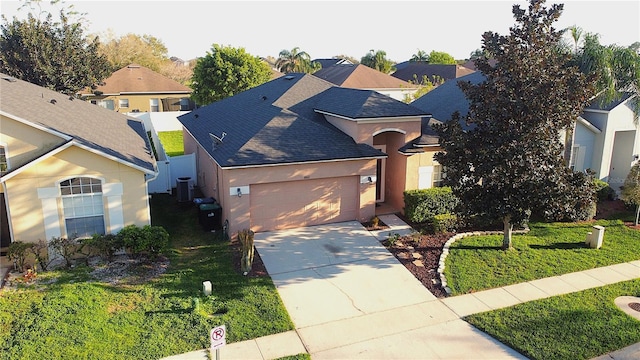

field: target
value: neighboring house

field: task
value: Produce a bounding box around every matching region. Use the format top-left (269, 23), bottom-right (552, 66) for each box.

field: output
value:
top-left (313, 58), bottom-right (354, 69)
top-left (391, 63), bottom-right (476, 85)
top-left (0, 74), bottom-right (158, 252)
top-left (178, 73), bottom-right (441, 236)
top-left (312, 64), bottom-right (418, 101)
top-left (78, 64), bottom-right (195, 113)
top-left (411, 72), bottom-right (640, 192)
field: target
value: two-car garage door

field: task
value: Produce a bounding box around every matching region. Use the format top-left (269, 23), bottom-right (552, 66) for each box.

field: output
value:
top-left (250, 177), bottom-right (358, 232)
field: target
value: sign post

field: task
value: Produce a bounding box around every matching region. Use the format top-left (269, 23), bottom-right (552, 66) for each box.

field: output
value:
top-left (210, 324), bottom-right (226, 360)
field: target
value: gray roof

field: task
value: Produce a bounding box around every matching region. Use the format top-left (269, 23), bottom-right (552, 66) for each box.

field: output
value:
top-left (315, 87), bottom-right (429, 118)
top-left (0, 74), bottom-right (156, 173)
top-left (392, 63), bottom-right (475, 84)
top-left (410, 71), bottom-right (486, 128)
top-left (178, 73), bottom-right (393, 168)
top-left (585, 92), bottom-right (634, 111)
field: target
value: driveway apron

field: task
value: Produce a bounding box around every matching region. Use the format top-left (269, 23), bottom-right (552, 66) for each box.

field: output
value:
top-left (254, 220), bottom-right (527, 359)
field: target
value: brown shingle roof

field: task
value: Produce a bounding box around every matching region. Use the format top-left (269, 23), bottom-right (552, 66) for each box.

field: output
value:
top-left (1, 74), bottom-right (156, 173)
top-left (80, 64), bottom-right (191, 95)
top-left (313, 64), bottom-right (416, 89)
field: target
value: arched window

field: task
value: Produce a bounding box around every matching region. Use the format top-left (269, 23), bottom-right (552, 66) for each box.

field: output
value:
top-left (60, 177), bottom-right (105, 237)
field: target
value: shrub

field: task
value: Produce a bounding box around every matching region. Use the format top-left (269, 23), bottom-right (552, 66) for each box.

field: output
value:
top-left (7, 241), bottom-right (33, 272)
top-left (431, 213), bottom-right (458, 233)
top-left (29, 239), bottom-right (52, 271)
top-left (80, 233), bottom-right (123, 261)
top-left (117, 224), bottom-right (169, 258)
top-left (404, 187), bottom-right (459, 224)
top-left (594, 179), bottom-right (617, 202)
top-left (49, 236), bottom-right (81, 268)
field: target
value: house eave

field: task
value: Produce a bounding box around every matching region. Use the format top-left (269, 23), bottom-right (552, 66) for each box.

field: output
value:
top-left (314, 109), bottom-right (425, 123)
top-left (0, 110), bottom-right (72, 141)
top-left (220, 155), bottom-right (387, 170)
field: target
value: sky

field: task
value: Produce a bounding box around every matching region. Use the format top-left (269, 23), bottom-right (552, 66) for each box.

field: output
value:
top-left (0, 0), bottom-right (638, 63)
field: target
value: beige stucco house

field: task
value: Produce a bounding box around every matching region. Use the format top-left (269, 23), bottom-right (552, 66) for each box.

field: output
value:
top-left (178, 73), bottom-right (441, 236)
top-left (0, 74), bottom-right (157, 251)
top-left (78, 64), bottom-right (194, 113)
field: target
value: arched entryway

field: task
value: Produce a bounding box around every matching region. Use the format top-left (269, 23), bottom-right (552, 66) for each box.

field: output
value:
top-left (373, 130), bottom-right (408, 214)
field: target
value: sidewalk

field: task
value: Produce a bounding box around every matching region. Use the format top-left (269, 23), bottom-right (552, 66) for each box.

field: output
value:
top-left (162, 216), bottom-right (640, 360)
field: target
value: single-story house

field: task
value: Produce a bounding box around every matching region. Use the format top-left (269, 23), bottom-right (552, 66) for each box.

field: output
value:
top-left (78, 64), bottom-right (195, 113)
top-left (312, 64), bottom-right (418, 101)
top-left (410, 72), bottom-right (640, 192)
top-left (178, 73), bottom-right (442, 235)
top-left (0, 74), bottom-right (158, 252)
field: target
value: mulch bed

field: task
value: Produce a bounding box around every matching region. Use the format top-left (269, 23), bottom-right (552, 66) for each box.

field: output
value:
top-left (230, 236), bottom-right (268, 277)
top-left (382, 231), bottom-right (452, 298)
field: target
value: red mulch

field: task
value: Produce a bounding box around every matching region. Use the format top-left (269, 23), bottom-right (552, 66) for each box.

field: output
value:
top-left (230, 236), bottom-right (268, 277)
top-left (382, 231), bottom-right (452, 298)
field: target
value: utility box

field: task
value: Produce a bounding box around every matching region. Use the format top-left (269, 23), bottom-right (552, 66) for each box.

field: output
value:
top-left (199, 202), bottom-right (222, 231)
top-left (176, 177), bottom-right (193, 203)
top-left (586, 225), bottom-right (605, 249)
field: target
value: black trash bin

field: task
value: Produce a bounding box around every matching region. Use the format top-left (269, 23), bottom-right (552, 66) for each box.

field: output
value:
top-left (193, 197), bottom-right (216, 207)
top-left (199, 202), bottom-right (222, 231)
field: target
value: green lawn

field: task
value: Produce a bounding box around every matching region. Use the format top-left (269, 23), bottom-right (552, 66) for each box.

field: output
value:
top-left (158, 131), bottom-right (184, 157)
top-left (467, 279), bottom-right (640, 360)
top-left (445, 219), bottom-right (640, 295)
top-left (0, 193), bottom-right (294, 360)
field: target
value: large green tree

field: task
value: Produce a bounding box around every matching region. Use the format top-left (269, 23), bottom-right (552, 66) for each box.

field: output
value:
top-left (434, 0), bottom-right (597, 250)
top-left (190, 44), bottom-right (271, 105)
top-left (275, 47), bottom-right (319, 73)
top-left (97, 32), bottom-right (169, 73)
top-left (621, 163), bottom-right (640, 226)
top-left (360, 49), bottom-right (395, 74)
top-left (0, 11), bottom-right (110, 94)
top-left (427, 50), bottom-right (456, 65)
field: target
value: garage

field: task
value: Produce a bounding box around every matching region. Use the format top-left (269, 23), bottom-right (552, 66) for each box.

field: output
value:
top-left (250, 177), bottom-right (359, 232)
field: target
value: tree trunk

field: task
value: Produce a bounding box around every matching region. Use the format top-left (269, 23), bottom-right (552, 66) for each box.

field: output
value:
top-left (503, 217), bottom-right (513, 250)
top-left (563, 122), bottom-right (576, 168)
top-left (635, 205), bottom-right (639, 226)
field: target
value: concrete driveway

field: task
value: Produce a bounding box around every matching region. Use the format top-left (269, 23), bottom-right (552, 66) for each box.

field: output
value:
top-left (254, 220), bottom-right (527, 359)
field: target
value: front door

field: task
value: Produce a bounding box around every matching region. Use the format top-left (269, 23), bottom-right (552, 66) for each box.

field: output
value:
top-left (374, 145), bottom-right (386, 202)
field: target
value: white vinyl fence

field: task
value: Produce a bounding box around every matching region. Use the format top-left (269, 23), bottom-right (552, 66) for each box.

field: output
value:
top-left (132, 112), bottom-right (197, 194)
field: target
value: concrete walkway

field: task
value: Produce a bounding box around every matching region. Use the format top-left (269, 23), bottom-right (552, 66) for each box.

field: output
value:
top-left (162, 216), bottom-right (640, 360)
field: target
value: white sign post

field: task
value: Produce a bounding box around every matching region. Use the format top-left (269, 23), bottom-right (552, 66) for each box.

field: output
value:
top-left (210, 325), bottom-right (226, 360)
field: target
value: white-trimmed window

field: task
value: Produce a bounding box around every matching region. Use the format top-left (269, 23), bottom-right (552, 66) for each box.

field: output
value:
top-left (119, 98), bottom-right (129, 108)
top-left (0, 145), bottom-right (7, 175)
top-left (180, 98), bottom-right (191, 111)
top-left (433, 165), bottom-right (445, 187)
top-left (97, 99), bottom-right (115, 110)
top-left (60, 177), bottom-right (105, 237)
top-left (150, 98), bottom-right (160, 112)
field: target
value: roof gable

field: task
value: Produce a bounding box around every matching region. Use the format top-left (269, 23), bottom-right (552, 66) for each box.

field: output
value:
top-left (0, 74), bottom-right (156, 173)
top-left (178, 73), bottom-right (385, 167)
top-left (80, 64), bottom-right (191, 95)
top-left (315, 87), bottom-right (429, 119)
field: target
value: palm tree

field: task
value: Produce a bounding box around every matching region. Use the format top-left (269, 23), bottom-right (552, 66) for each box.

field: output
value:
top-left (572, 33), bottom-right (640, 120)
top-left (360, 49), bottom-right (395, 74)
top-left (410, 49), bottom-right (429, 62)
top-left (275, 47), bottom-right (319, 73)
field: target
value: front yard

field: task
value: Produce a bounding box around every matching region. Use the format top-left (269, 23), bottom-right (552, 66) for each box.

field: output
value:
top-left (0, 193), bottom-right (293, 360)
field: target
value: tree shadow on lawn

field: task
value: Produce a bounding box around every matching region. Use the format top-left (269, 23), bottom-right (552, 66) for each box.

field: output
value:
top-left (529, 242), bottom-right (588, 250)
